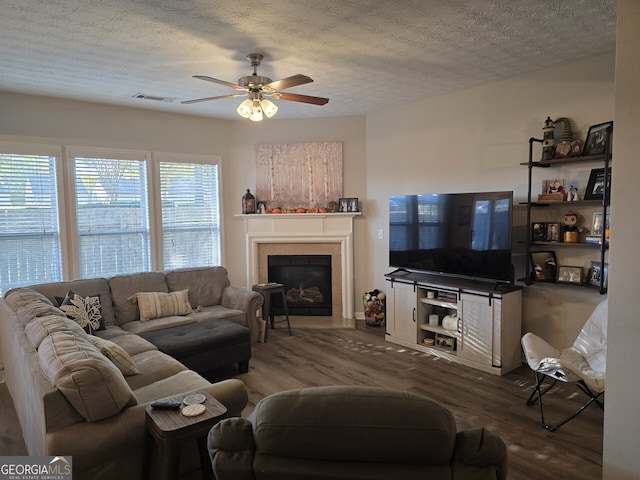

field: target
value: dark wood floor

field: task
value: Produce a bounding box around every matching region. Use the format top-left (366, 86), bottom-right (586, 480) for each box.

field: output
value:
top-left (1, 322), bottom-right (603, 479)
top-left (233, 323), bottom-right (603, 480)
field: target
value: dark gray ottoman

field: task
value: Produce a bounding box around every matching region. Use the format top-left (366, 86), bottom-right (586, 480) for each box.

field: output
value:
top-left (141, 319), bottom-right (251, 374)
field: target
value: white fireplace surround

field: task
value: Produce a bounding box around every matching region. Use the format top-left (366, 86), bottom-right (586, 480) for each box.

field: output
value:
top-left (237, 213), bottom-right (360, 319)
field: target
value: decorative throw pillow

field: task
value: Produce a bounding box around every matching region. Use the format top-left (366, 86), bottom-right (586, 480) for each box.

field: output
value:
top-left (57, 290), bottom-right (106, 334)
top-left (87, 335), bottom-right (141, 376)
top-left (130, 289), bottom-right (193, 322)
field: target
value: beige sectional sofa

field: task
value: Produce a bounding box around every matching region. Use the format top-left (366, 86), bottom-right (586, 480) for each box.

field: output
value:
top-left (0, 266), bottom-right (263, 479)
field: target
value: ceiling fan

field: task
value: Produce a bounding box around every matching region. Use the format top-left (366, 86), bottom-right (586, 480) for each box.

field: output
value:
top-left (182, 53), bottom-right (329, 121)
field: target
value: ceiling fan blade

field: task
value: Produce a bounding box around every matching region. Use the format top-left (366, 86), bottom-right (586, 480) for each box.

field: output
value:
top-left (193, 75), bottom-right (247, 91)
top-left (181, 93), bottom-right (246, 104)
top-left (264, 74), bottom-right (313, 92)
top-left (276, 92), bottom-right (329, 105)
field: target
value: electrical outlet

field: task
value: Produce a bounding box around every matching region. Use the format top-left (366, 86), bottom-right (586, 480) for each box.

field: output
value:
top-left (377, 229), bottom-right (384, 240)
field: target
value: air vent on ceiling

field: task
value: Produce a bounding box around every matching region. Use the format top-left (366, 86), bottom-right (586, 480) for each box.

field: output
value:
top-left (133, 93), bottom-right (175, 103)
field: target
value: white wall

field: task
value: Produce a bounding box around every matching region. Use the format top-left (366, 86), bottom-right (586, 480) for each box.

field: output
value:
top-left (220, 116), bottom-right (367, 292)
top-left (366, 52), bottom-right (615, 346)
top-left (0, 92), bottom-right (233, 154)
top-left (603, 1), bottom-right (640, 477)
top-left (0, 92), bottom-right (368, 309)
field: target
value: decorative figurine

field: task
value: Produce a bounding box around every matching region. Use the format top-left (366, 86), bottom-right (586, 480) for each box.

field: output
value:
top-left (568, 185), bottom-right (579, 201)
top-left (554, 117), bottom-right (574, 159)
top-left (563, 211), bottom-right (579, 243)
top-left (570, 139), bottom-right (584, 157)
top-left (541, 116), bottom-right (556, 161)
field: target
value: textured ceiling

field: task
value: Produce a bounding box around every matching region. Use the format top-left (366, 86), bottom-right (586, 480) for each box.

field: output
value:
top-left (0, 0), bottom-right (617, 121)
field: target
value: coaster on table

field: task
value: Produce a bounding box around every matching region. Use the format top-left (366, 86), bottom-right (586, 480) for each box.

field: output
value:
top-left (183, 393), bottom-right (206, 405)
top-left (182, 403), bottom-right (206, 417)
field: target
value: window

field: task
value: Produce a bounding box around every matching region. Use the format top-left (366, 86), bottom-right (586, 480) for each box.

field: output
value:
top-left (158, 156), bottom-right (221, 269)
top-left (0, 147), bottom-right (62, 294)
top-left (72, 151), bottom-right (150, 278)
top-left (0, 144), bottom-right (223, 290)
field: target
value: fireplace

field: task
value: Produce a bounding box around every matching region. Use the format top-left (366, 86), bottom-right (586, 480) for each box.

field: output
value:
top-left (268, 255), bottom-right (332, 316)
top-left (238, 212), bottom-right (359, 319)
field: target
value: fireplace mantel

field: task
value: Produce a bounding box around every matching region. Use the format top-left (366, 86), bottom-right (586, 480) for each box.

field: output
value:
top-left (237, 213), bottom-right (360, 319)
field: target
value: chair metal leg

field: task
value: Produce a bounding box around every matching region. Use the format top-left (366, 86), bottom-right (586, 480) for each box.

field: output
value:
top-left (526, 371), bottom-right (604, 432)
top-left (526, 372), bottom-right (557, 405)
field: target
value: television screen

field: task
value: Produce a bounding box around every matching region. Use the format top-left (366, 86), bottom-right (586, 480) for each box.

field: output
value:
top-left (389, 191), bottom-right (513, 283)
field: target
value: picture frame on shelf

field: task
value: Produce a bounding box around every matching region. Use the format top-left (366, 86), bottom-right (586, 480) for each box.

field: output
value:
top-left (592, 211), bottom-right (611, 237)
top-left (530, 250), bottom-right (557, 283)
top-left (584, 167), bottom-right (612, 201)
top-left (557, 265), bottom-right (583, 284)
top-left (542, 178), bottom-right (566, 195)
top-left (532, 222), bottom-right (546, 242)
top-left (588, 261), bottom-right (609, 289)
top-left (583, 121), bottom-right (613, 156)
top-left (545, 222), bottom-right (561, 242)
top-left (339, 197), bottom-right (359, 213)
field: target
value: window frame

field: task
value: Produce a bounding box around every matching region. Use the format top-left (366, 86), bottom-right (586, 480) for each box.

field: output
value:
top-left (0, 141), bottom-right (225, 292)
top-left (153, 152), bottom-right (224, 270)
top-left (67, 147), bottom-right (152, 279)
top-left (0, 142), bottom-right (63, 293)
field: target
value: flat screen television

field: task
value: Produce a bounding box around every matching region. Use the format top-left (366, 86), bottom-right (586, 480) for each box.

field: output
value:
top-left (389, 191), bottom-right (514, 284)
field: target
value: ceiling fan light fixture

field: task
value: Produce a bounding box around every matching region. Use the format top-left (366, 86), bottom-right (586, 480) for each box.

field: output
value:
top-left (261, 98), bottom-right (278, 118)
top-left (236, 98), bottom-right (253, 118)
top-left (186, 53), bottom-right (328, 118)
top-left (249, 101), bottom-right (264, 122)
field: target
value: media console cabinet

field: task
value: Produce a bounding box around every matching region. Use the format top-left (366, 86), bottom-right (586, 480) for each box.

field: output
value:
top-left (384, 271), bottom-right (522, 376)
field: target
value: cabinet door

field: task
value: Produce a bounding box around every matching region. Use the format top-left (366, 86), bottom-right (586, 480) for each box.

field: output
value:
top-left (458, 293), bottom-right (494, 366)
top-left (387, 282), bottom-right (417, 343)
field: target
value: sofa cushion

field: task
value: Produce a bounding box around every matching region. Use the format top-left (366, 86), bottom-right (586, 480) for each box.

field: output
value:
top-left (109, 272), bottom-right (168, 325)
top-left (132, 370), bottom-right (213, 405)
top-left (5, 287), bottom-right (55, 310)
top-left (38, 330), bottom-right (137, 422)
top-left (125, 349), bottom-right (189, 391)
top-left (130, 289), bottom-right (192, 321)
top-left (95, 327), bottom-right (158, 356)
top-left (120, 316), bottom-right (196, 335)
top-left (27, 278), bottom-right (116, 326)
top-left (87, 335), bottom-right (142, 376)
top-left (24, 314), bottom-right (88, 349)
top-left (165, 267), bottom-right (230, 308)
top-left (188, 305), bottom-right (246, 325)
top-left (57, 291), bottom-right (107, 334)
top-left (4, 288), bottom-right (61, 326)
top-left (250, 386), bottom-right (457, 464)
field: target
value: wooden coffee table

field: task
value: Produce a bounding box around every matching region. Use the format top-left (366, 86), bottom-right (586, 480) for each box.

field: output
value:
top-left (144, 391), bottom-right (227, 480)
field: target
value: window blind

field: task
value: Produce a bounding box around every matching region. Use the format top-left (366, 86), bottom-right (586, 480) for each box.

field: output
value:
top-left (0, 153), bottom-right (61, 294)
top-left (159, 162), bottom-right (221, 269)
top-left (73, 156), bottom-right (150, 278)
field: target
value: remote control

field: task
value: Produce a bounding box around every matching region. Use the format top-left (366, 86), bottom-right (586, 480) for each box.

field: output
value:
top-left (150, 400), bottom-right (182, 410)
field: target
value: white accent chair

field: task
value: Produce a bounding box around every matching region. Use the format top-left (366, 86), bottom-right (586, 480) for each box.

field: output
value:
top-left (521, 298), bottom-right (607, 431)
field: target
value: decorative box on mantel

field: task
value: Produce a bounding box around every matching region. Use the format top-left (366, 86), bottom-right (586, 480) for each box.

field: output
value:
top-left (236, 212), bottom-right (361, 319)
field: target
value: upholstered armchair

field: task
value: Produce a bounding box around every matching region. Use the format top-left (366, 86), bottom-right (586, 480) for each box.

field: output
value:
top-left (208, 385), bottom-right (507, 480)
